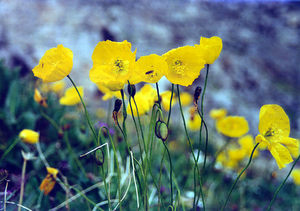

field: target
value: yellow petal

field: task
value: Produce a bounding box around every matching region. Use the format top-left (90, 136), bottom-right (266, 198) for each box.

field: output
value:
top-left (46, 167), bottom-right (59, 179)
top-left (210, 108), bottom-right (227, 120)
top-left (195, 36), bottom-right (223, 64)
top-left (291, 169), bottom-right (300, 185)
top-left (163, 46), bottom-right (206, 86)
top-left (32, 44), bottom-right (73, 83)
top-left (279, 137), bottom-right (299, 158)
top-left (258, 104), bottom-right (290, 140)
top-left (133, 54), bottom-right (168, 84)
top-left (161, 90), bottom-right (176, 111)
top-left (216, 116), bottom-right (249, 138)
top-left (59, 86), bottom-right (83, 106)
top-left (19, 129), bottom-right (39, 144)
top-left (179, 92), bottom-right (193, 107)
top-left (89, 40), bottom-right (136, 91)
top-left (187, 115), bottom-right (202, 131)
top-left (50, 80), bottom-right (66, 94)
top-left (269, 143), bottom-right (293, 169)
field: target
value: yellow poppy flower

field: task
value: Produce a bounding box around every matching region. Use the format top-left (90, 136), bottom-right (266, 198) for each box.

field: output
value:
top-left (188, 115), bottom-right (202, 131)
top-left (179, 92), bottom-right (192, 107)
top-left (210, 108), bottom-right (227, 120)
top-left (97, 84), bottom-right (122, 101)
top-left (161, 90), bottom-right (176, 111)
top-left (32, 45), bottom-right (73, 82)
top-left (238, 135), bottom-right (259, 158)
top-left (59, 86), bottom-right (83, 106)
top-left (40, 167), bottom-right (59, 195)
top-left (162, 46), bottom-right (206, 86)
top-left (255, 104), bottom-right (299, 169)
top-left (132, 54), bottom-right (168, 84)
top-left (195, 36), bottom-right (223, 64)
top-left (50, 80), bottom-right (66, 95)
top-left (127, 84), bottom-right (156, 116)
top-left (217, 151), bottom-right (240, 170)
top-left (216, 116), bottom-right (249, 138)
top-left (19, 129), bottom-right (39, 144)
top-left (291, 169), bottom-right (300, 185)
top-left (89, 40), bottom-right (136, 91)
top-left (34, 89), bottom-right (48, 108)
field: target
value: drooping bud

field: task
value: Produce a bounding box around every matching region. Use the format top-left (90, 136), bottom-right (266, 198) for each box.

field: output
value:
top-left (127, 84), bottom-right (136, 98)
top-left (113, 99), bottom-right (122, 113)
top-left (112, 99), bottom-right (123, 125)
top-left (193, 86), bottom-right (202, 105)
top-left (94, 149), bottom-right (104, 166)
top-left (155, 120), bottom-right (169, 141)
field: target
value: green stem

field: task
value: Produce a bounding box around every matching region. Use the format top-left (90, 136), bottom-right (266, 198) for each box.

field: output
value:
top-left (67, 75), bottom-right (97, 143)
top-left (159, 148), bottom-right (166, 210)
top-left (167, 84), bottom-right (174, 127)
top-left (156, 82), bottom-right (161, 108)
top-left (18, 158), bottom-right (27, 211)
top-left (176, 85), bottom-right (205, 210)
top-left (267, 154), bottom-right (300, 210)
top-left (163, 141), bottom-right (173, 208)
top-left (64, 132), bottom-right (87, 176)
top-left (0, 138), bottom-right (19, 163)
top-left (40, 110), bottom-right (61, 132)
top-left (99, 127), bottom-right (121, 211)
top-left (221, 143), bottom-right (259, 211)
top-left (200, 64), bottom-right (209, 116)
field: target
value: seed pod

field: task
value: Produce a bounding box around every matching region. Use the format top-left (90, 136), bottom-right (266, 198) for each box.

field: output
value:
top-left (193, 86), bottom-right (202, 105)
top-left (155, 120), bottom-right (169, 141)
top-left (127, 84), bottom-right (136, 97)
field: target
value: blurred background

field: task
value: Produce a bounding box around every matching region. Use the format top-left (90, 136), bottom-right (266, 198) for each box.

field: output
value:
top-left (0, 1), bottom-right (300, 210)
top-left (0, 0), bottom-right (299, 137)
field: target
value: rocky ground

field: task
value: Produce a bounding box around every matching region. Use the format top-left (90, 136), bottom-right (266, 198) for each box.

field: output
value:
top-left (0, 0), bottom-right (299, 137)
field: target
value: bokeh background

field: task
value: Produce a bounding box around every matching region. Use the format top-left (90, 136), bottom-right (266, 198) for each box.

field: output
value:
top-left (0, 0), bottom-right (300, 210)
top-left (0, 0), bottom-right (299, 137)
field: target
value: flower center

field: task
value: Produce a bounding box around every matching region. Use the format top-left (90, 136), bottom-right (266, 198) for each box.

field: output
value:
top-left (145, 70), bottom-right (158, 80)
top-left (113, 59), bottom-right (129, 74)
top-left (172, 60), bottom-right (185, 75)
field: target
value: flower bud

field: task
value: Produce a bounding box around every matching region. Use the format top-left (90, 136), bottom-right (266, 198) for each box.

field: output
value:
top-left (19, 129), bottom-right (39, 144)
top-left (193, 86), bottom-right (202, 105)
top-left (127, 84), bottom-right (136, 97)
top-left (113, 99), bottom-right (122, 113)
top-left (155, 121), bottom-right (169, 141)
top-left (94, 149), bottom-right (105, 166)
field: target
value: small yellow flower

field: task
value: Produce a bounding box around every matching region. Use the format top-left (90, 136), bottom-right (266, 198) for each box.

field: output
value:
top-left (179, 92), bottom-right (192, 107)
top-left (161, 90), bottom-right (176, 111)
top-left (188, 115), bottom-right (202, 131)
top-left (195, 36), bottom-right (223, 64)
top-left (127, 84), bottom-right (156, 116)
top-left (19, 129), bottom-right (39, 144)
top-left (291, 169), bottom-right (300, 185)
top-left (34, 89), bottom-right (48, 108)
top-left (33, 45), bottom-right (73, 82)
top-left (163, 46), bottom-right (206, 86)
top-left (50, 80), bottom-right (66, 95)
top-left (89, 40), bottom-right (136, 91)
top-left (255, 104), bottom-right (299, 169)
top-left (216, 116), bottom-right (249, 138)
top-left (40, 167), bottom-right (59, 195)
top-left (210, 108), bottom-right (227, 120)
top-left (97, 84), bottom-right (122, 101)
top-left (238, 135), bottom-right (259, 158)
top-left (132, 54), bottom-right (168, 84)
top-left (59, 86), bottom-right (83, 106)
